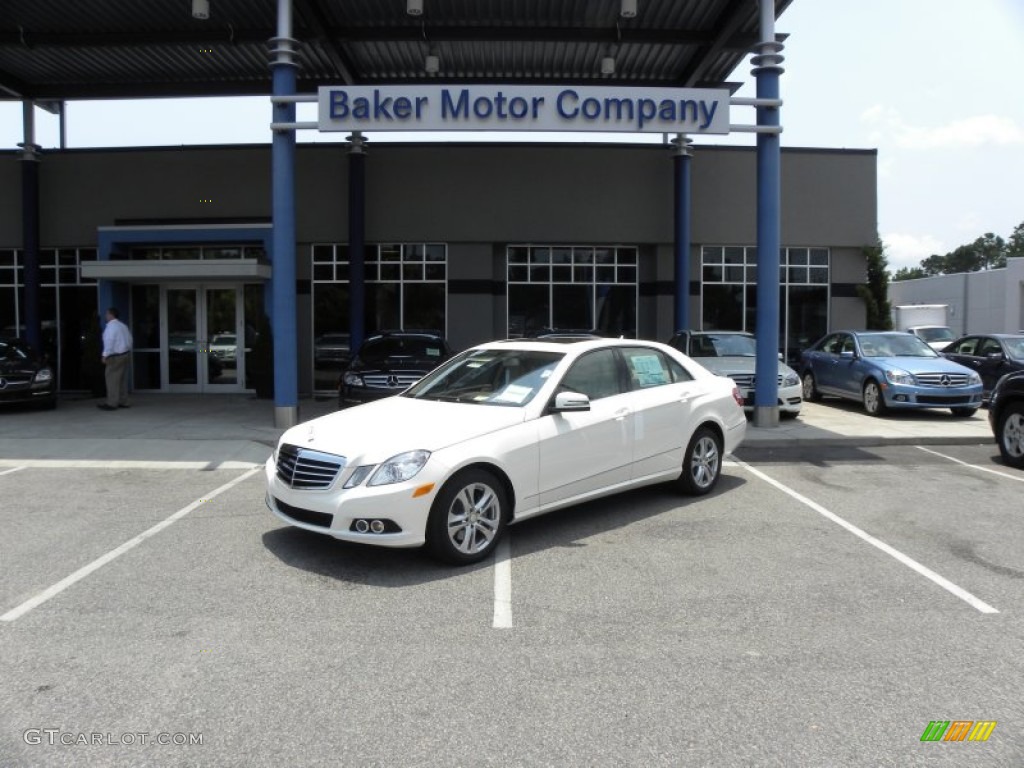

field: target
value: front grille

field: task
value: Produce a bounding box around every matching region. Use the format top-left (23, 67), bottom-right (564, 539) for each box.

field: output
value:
top-left (361, 372), bottom-right (423, 389)
top-left (276, 444), bottom-right (346, 490)
top-left (917, 395), bottom-right (974, 405)
top-left (730, 374), bottom-right (783, 389)
top-left (915, 372), bottom-right (971, 387)
top-left (274, 497), bottom-right (334, 528)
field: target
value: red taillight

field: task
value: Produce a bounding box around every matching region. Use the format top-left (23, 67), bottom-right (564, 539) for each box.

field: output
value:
top-left (731, 386), bottom-right (744, 408)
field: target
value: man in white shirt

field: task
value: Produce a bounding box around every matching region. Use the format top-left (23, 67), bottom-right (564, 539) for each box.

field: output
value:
top-left (99, 306), bottom-right (133, 410)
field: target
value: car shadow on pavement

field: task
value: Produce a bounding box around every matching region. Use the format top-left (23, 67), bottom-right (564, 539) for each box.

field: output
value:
top-left (261, 474), bottom-right (750, 586)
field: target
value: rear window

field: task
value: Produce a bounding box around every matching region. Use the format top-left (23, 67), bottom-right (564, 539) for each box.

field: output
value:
top-left (360, 336), bottom-right (446, 361)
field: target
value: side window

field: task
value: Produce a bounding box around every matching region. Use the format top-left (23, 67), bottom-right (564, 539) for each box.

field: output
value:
top-left (978, 338), bottom-right (1002, 356)
top-left (955, 337), bottom-right (978, 355)
top-left (621, 347), bottom-right (675, 389)
top-left (824, 334), bottom-right (842, 355)
top-left (560, 349), bottom-right (624, 400)
top-left (840, 335), bottom-right (856, 355)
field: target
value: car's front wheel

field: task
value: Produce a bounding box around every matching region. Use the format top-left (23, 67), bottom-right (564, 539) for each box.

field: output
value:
top-left (678, 426), bottom-right (723, 496)
top-left (426, 468), bottom-right (508, 565)
top-left (996, 403), bottom-right (1024, 469)
top-left (862, 379), bottom-right (887, 417)
top-left (802, 372), bottom-right (821, 402)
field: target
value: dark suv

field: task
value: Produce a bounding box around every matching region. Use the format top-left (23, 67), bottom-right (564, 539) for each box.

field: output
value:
top-left (989, 369), bottom-right (1024, 469)
top-left (338, 331), bottom-right (453, 407)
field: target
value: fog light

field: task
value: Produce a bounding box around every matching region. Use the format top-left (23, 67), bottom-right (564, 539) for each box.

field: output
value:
top-left (355, 519), bottom-right (369, 533)
top-left (370, 520), bottom-right (385, 534)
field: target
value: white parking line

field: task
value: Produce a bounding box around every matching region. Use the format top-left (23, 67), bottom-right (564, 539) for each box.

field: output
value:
top-left (0, 467), bottom-right (260, 623)
top-left (493, 535), bottom-right (513, 629)
top-left (731, 458), bottom-right (1000, 614)
top-left (0, 466), bottom-right (26, 477)
top-left (0, 459), bottom-right (262, 470)
top-left (917, 446), bottom-right (1024, 483)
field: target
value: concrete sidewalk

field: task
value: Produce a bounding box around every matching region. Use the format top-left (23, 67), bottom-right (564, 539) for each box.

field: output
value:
top-left (0, 392), bottom-right (995, 465)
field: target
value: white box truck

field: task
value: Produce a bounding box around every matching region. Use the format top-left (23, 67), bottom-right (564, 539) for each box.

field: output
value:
top-left (890, 304), bottom-right (954, 350)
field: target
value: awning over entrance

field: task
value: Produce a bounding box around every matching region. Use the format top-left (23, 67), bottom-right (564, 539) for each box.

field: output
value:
top-left (81, 259), bottom-right (270, 283)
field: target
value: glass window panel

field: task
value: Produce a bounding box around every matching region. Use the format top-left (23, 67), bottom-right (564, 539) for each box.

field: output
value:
top-left (313, 263), bottom-right (333, 281)
top-left (379, 245), bottom-right (401, 262)
top-left (724, 246), bottom-right (745, 264)
top-left (164, 247), bottom-right (201, 260)
top-left (552, 284), bottom-right (593, 330)
top-left (38, 249), bottom-right (57, 267)
top-left (425, 264), bottom-right (445, 281)
top-left (363, 263), bottom-right (378, 281)
top-left (745, 247), bottom-right (758, 264)
top-left (551, 247), bottom-right (571, 265)
top-left (59, 267), bottom-right (78, 284)
top-left (425, 244), bottom-right (445, 262)
top-left (746, 266), bottom-right (757, 282)
top-left (133, 248), bottom-right (162, 261)
top-left (702, 246), bottom-right (723, 264)
top-left (725, 266), bottom-right (744, 282)
top-left (205, 247), bottom-right (242, 259)
top-left (595, 248), bottom-right (614, 264)
top-left (336, 263), bottom-right (350, 281)
top-left (596, 266), bottom-right (615, 283)
top-left (789, 267), bottom-right (808, 284)
top-left (551, 265), bottom-right (572, 283)
top-left (403, 283), bottom-right (445, 332)
top-left (312, 244), bottom-right (334, 262)
top-left (810, 248), bottom-right (829, 266)
top-left (81, 248), bottom-right (96, 261)
top-left (508, 246), bottom-right (529, 264)
top-left (573, 248), bottom-right (594, 264)
top-left (702, 284), bottom-right (743, 330)
top-left (508, 284), bottom-right (550, 337)
top-left (366, 283), bottom-right (400, 332)
top-left (333, 245), bottom-right (348, 263)
top-left (403, 263), bottom-right (424, 281)
top-left (531, 247), bottom-right (551, 264)
top-left (58, 284), bottom-right (99, 390)
top-left (530, 265), bottom-right (550, 282)
top-left (617, 265), bottom-right (636, 283)
top-left (0, 286), bottom-right (15, 331)
top-left (789, 248), bottom-right (808, 266)
top-left (574, 265), bottom-right (593, 283)
top-left (703, 265), bottom-right (723, 282)
top-left (313, 283), bottom-right (350, 390)
top-left (786, 285), bottom-right (829, 365)
top-left (809, 268), bottom-right (828, 284)
top-left (0, 250), bottom-right (15, 267)
top-left (132, 352), bottom-right (162, 390)
top-left (745, 285), bottom-right (758, 333)
top-left (595, 285), bottom-right (636, 337)
top-left (508, 265), bottom-right (528, 282)
top-left (379, 264), bottom-right (400, 281)
top-left (617, 248), bottom-right (637, 265)
top-left (405, 244), bottom-right (425, 261)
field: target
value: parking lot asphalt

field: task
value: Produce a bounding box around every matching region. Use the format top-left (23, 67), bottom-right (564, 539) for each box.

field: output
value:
top-left (0, 392), bottom-right (996, 467)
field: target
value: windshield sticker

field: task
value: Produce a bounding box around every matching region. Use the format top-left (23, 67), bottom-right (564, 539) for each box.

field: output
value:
top-left (427, 348), bottom-right (440, 356)
top-left (492, 384), bottom-right (532, 404)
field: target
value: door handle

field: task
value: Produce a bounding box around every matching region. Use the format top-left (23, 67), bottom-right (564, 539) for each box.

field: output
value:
top-left (614, 408), bottom-right (629, 421)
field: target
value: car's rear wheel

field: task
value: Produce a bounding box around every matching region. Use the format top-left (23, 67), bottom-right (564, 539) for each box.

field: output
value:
top-left (862, 380), bottom-right (886, 417)
top-left (801, 372), bottom-right (821, 402)
top-left (678, 426), bottom-right (722, 496)
top-left (426, 468), bottom-right (508, 565)
top-left (996, 403), bottom-right (1024, 469)
top-left (950, 407), bottom-right (977, 418)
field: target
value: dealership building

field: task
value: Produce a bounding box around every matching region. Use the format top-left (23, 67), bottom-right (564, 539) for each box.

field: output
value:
top-left (0, 0), bottom-right (877, 425)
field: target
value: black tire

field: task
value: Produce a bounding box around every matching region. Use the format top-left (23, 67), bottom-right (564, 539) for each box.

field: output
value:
top-left (996, 403), bottom-right (1024, 469)
top-left (950, 407), bottom-right (977, 418)
top-left (862, 379), bottom-right (887, 417)
top-left (801, 372), bottom-right (821, 402)
top-left (678, 426), bottom-right (723, 496)
top-left (426, 468), bottom-right (508, 565)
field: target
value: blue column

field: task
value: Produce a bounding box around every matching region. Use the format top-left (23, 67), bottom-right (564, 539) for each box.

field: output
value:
top-left (270, 0), bottom-right (299, 428)
top-left (752, 0), bottom-right (785, 428)
top-left (347, 133), bottom-right (366, 352)
top-left (672, 135), bottom-right (693, 333)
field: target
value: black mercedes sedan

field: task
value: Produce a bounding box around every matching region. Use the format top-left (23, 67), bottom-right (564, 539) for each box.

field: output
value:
top-left (0, 336), bottom-right (57, 409)
top-left (338, 331), bottom-right (453, 408)
top-left (989, 369), bottom-right (1024, 469)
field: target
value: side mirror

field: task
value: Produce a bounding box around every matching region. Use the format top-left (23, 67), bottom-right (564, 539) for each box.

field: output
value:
top-left (552, 391), bottom-right (590, 412)
top-left (840, 350), bottom-right (855, 359)
top-left (987, 351), bottom-right (1005, 360)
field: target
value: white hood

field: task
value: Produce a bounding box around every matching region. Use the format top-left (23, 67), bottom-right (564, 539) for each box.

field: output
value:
top-left (279, 396), bottom-right (528, 463)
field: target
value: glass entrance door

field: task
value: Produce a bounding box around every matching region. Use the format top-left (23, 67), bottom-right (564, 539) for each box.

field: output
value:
top-left (163, 285), bottom-right (245, 392)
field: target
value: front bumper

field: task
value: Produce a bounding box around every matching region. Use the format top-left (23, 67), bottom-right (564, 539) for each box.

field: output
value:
top-left (881, 382), bottom-right (983, 409)
top-left (264, 456), bottom-right (436, 548)
top-left (740, 382), bottom-right (803, 415)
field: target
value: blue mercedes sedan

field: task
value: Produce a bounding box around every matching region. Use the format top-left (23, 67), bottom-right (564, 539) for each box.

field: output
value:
top-left (799, 331), bottom-right (983, 417)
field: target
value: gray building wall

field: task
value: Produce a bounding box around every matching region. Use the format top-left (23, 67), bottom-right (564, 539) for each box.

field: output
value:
top-left (1, 141), bottom-right (877, 389)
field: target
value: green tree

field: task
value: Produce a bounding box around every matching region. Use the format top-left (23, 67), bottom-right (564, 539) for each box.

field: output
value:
top-left (1007, 221), bottom-right (1024, 258)
top-left (857, 240), bottom-right (892, 329)
top-left (892, 266), bottom-right (927, 281)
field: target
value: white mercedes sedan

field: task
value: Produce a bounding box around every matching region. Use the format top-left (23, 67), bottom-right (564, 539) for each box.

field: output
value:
top-left (265, 337), bottom-right (747, 565)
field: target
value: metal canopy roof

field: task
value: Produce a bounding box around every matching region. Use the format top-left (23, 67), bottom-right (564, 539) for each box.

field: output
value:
top-left (0, 0), bottom-right (791, 102)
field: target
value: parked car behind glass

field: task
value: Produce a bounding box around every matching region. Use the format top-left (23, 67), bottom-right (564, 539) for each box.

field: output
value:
top-left (269, 337), bottom-right (747, 564)
top-left (339, 331), bottom-right (453, 407)
top-left (940, 333), bottom-right (1024, 402)
top-left (799, 330), bottom-right (982, 417)
top-left (667, 330), bottom-right (802, 418)
top-left (989, 369), bottom-right (1024, 469)
top-left (0, 336), bottom-right (57, 409)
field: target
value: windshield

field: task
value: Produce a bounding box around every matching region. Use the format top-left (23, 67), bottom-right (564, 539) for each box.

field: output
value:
top-left (915, 327), bottom-right (954, 343)
top-left (1005, 338), bottom-right (1024, 360)
top-left (859, 334), bottom-right (938, 358)
top-left (359, 336), bottom-right (446, 362)
top-left (693, 334), bottom-right (756, 357)
top-left (0, 340), bottom-right (30, 361)
top-left (404, 349), bottom-right (564, 406)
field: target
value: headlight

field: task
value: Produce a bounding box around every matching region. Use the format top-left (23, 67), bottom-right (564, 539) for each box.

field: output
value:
top-left (368, 450), bottom-right (431, 486)
top-left (782, 372), bottom-right (799, 387)
top-left (884, 369), bottom-right (914, 385)
top-left (33, 367), bottom-right (53, 384)
top-left (343, 465), bottom-right (376, 488)
top-left (343, 372), bottom-right (364, 387)
top-left (968, 372), bottom-right (982, 385)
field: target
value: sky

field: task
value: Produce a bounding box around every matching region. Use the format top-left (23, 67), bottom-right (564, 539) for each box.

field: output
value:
top-left (2, 0), bottom-right (1023, 275)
